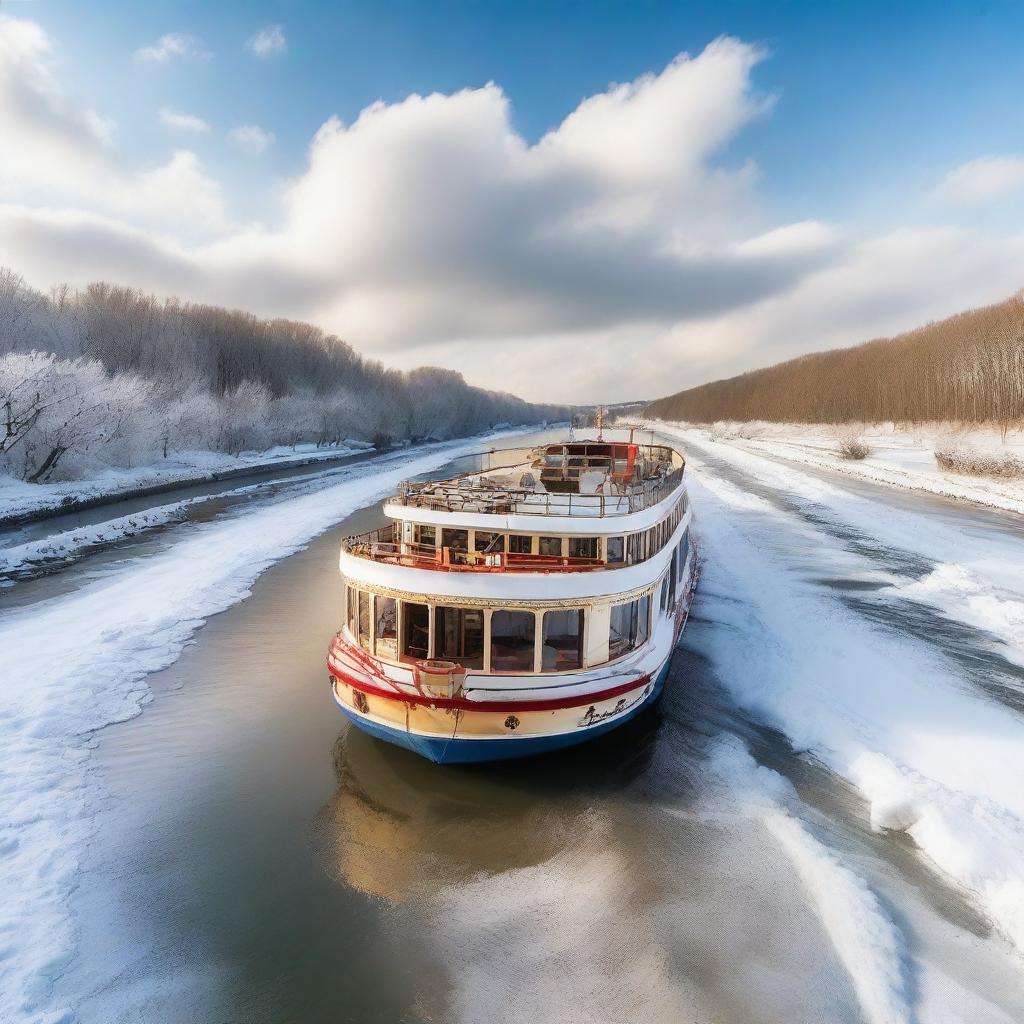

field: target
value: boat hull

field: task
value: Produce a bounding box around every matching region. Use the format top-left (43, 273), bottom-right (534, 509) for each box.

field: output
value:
top-left (330, 652), bottom-right (674, 764)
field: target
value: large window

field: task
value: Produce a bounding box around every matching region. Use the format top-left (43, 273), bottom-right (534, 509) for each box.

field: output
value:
top-left (375, 596), bottom-right (398, 658)
top-left (606, 536), bottom-right (625, 564)
top-left (435, 606), bottom-right (484, 669)
top-left (401, 602), bottom-right (430, 660)
top-left (441, 528), bottom-right (468, 552)
top-left (508, 534), bottom-right (532, 554)
top-left (415, 525), bottom-right (436, 548)
top-left (539, 536), bottom-right (563, 557)
top-left (357, 591), bottom-right (372, 652)
top-left (627, 533), bottom-right (644, 563)
top-left (490, 610), bottom-right (536, 672)
top-left (608, 595), bottom-right (650, 659)
top-left (473, 531), bottom-right (505, 553)
top-left (541, 609), bottom-right (584, 671)
top-left (346, 585), bottom-right (357, 635)
top-left (568, 537), bottom-right (598, 560)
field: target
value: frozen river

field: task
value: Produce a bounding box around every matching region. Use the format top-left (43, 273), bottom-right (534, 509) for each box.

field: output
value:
top-left (2, 426), bottom-right (1024, 1023)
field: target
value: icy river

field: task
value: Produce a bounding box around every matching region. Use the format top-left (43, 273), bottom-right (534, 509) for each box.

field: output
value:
top-left (2, 426), bottom-right (1024, 1024)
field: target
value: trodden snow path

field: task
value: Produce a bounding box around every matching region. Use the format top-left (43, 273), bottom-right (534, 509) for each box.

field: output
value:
top-left (0, 431), bottom-right (526, 1024)
top-left (658, 425), bottom-right (1024, 971)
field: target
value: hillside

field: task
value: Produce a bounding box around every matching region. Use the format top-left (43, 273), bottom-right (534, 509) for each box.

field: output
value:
top-left (0, 269), bottom-right (568, 483)
top-left (646, 293), bottom-right (1024, 430)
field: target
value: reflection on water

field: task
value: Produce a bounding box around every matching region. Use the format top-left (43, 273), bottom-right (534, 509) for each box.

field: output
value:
top-left (313, 705), bottom-right (664, 904)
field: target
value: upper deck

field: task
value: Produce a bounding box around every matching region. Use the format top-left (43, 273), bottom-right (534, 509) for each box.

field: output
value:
top-left (389, 440), bottom-right (684, 519)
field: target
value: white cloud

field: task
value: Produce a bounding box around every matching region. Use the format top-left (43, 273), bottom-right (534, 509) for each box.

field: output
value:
top-left (0, 17), bottom-right (225, 235)
top-left (228, 123), bottom-right (275, 154)
top-left (247, 24), bottom-right (286, 58)
top-left (158, 106), bottom-right (210, 133)
top-left (933, 155), bottom-right (1024, 205)
top-left (3, 17), bottom-right (1024, 403)
top-left (134, 32), bottom-right (210, 64)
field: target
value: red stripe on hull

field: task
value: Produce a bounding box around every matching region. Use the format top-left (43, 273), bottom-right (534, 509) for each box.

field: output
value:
top-left (326, 659), bottom-right (652, 713)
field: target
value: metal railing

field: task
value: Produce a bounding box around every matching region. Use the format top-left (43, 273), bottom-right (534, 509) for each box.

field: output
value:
top-left (390, 465), bottom-right (684, 518)
top-left (341, 526), bottom-right (609, 573)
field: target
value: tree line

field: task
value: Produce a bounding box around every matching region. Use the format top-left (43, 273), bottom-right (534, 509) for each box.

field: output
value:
top-left (646, 292), bottom-right (1024, 435)
top-left (0, 269), bottom-right (568, 482)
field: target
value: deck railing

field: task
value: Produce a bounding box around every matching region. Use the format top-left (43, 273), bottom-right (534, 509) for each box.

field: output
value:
top-left (341, 526), bottom-right (608, 573)
top-left (390, 465), bottom-right (684, 518)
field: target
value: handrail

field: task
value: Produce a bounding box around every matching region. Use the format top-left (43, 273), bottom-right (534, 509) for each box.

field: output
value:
top-left (340, 528), bottom-right (609, 573)
top-left (390, 466), bottom-right (684, 518)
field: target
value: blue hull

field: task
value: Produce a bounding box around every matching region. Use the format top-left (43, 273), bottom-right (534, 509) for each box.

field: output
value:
top-left (337, 657), bottom-right (673, 764)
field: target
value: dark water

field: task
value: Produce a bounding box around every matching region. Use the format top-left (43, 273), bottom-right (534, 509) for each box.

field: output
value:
top-left (46, 431), bottom-right (1024, 1024)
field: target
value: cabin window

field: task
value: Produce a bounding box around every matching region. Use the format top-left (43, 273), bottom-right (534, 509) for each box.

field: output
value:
top-left (346, 585), bottom-right (357, 635)
top-left (435, 606), bottom-right (484, 669)
top-left (401, 601), bottom-right (430, 660)
top-left (606, 536), bottom-right (625, 564)
top-left (375, 596), bottom-right (398, 658)
top-left (490, 610), bottom-right (536, 672)
top-left (608, 595), bottom-right (650, 659)
top-left (668, 552), bottom-right (677, 607)
top-left (357, 591), bottom-right (372, 652)
top-left (636, 595), bottom-right (650, 647)
top-left (508, 534), bottom-right (532, 554)
top-left (626, 533), bottom-right (643, 564)
top-left (659, 577), bottom-right (669, 613)
top-left (441, 528), bottom-right (468, 552)
top-left (568, 537), bottom-right (598, 560)
top-left (539, 536), bottom-right (563, 557)
top-left (415, 525), bottom-right (436, 548)
top-left (473, 531), bottom-right (505, 553)
top-left (541, 609), bottom-right (584, 671)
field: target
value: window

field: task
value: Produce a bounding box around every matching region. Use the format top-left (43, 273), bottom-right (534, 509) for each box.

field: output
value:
top-left (668, 552), bottom-right (677, 607)
top-left (441, 528), bottom-right (468, 552)
top-left (346, 585), bottom-right (357, 635)
top-left (357, 591), bottom-right (372, 652)
top-left (568, 537), bottom-right (598, 560)
top-left (375, 596), bottom-right (398, 658)
top-left (636, 595), bottom-right (650, 648)
top-left (474, 531), bottom-right (505, 553)
top-left (435, 606), bottom-right (484, 669)
top-left (539, 536), bottom-right (563, 557)
top-left (608, 596), bottom-right (651, 659)
top-left (415, 525), bottom-right (436, 548)
top-left (541, 609), bottom-right (584, 671)
top-left (627, 533), bottom-right (644, 563)
top-left (490, 610), bottom-right (536, 672)
top-left (401, 602), bottom-right (430, 660)
top-left (659, 577), bottom-right (668, 612)
top-left (606, 536), bottom-right (625, 564)
top-left (508, 534), bottom-right (532, 554)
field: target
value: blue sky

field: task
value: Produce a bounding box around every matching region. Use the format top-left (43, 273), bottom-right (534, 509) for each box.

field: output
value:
top-left (2, 1), bottom-right (1023, 401)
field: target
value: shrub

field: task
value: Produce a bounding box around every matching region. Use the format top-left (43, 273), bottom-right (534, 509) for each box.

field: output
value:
top-left (837, 437), bottom-right (871, 460)
top-left (934, 447), bottom-right (1024, 478)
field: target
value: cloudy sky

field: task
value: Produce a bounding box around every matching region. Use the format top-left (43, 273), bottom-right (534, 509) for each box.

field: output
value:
top-left (1, 1), bottom-right (1023, 403)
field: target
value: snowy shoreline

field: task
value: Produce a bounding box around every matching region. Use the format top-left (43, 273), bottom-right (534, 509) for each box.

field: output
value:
top-left (0, 440), bottom-right (378, 528)
top-left (650, 420), bottom-right (1024, 516)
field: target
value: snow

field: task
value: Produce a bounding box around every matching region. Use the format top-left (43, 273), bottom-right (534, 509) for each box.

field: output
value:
top-left (0, 440), bottom-right (374, 523)
top-left (0, 429), bottom-right (526, 1024)
top-left (661, 425), bottom-right (1024, 965)
top-left (706, 736), bottom-right (913, 1024)
top-left (653, 420), bottom-right (1024, 515)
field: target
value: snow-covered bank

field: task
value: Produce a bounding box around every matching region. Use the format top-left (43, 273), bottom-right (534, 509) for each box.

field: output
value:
top-left (662, 425), bottom-right (1024, 967)
top-left (651, 421), bottom-right (1024, 514)
top-left (0, 440), bottom-right (376, 525)
top-left (0, 429), bottom-right (527, 1024)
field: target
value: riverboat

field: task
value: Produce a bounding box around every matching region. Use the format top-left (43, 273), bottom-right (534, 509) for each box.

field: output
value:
top-left (327, 433), bottom-right (697, 763)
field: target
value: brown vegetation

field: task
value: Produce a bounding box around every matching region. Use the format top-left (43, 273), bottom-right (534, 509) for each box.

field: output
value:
top-left (934, 447), bottom-right (1024, 479)
top-left (837, 437), bottom-right (870, 460)
top-left (647, 294), bottom-right (1024, 433)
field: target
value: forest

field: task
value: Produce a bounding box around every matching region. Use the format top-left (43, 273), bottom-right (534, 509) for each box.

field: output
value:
top-left (0, 269), bottom-right (567, 483)
top-left (646, 292), bottom-right (1024, 433)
